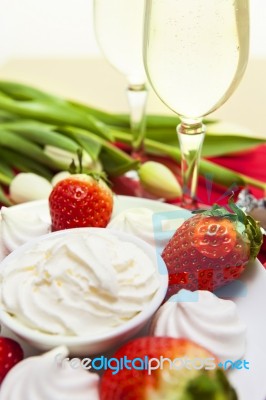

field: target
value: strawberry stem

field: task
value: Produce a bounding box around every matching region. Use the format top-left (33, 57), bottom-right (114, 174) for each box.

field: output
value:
top-left (77, 148), bottom-right (83, 174)
top-left (185, 370), bottom-right (238, 400)
top-left (68, 159), bottom-right (76, 174)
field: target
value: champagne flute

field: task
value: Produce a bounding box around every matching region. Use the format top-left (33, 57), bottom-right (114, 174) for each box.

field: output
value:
top-left (144, 0), bottom-right (249, 208)
top-left (93, 0), bottom-right (147, 160)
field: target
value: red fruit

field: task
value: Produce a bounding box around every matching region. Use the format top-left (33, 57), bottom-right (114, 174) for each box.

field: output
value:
top-left (162, 202), bottom-right (263, 297)
top-left (100, 337), bottom-right (237, 400)
top-left (0, 337), bottom-right (24, 383)
top-left (49, 174), bottom-right (113, 231)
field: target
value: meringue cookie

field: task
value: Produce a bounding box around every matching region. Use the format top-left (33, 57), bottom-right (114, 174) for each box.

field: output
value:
top-left (150, 289), bottom-right (246, 363)
top-left (107, 207), bottom-right (170, 249)
top-left (0, 206), bottom-right (50, 254)
top-left (108, 208), bottom-right (155, 244)
top-left (0, 346), bottom-right (100, 400)
top-left (108, 207), bottom-right (186, 250)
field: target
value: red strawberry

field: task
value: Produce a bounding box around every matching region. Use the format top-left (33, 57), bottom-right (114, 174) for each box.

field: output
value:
top-left (162, 202), bottom-right (263, 298)
top-left (0, 337), bottom-right (24, 383)
top-left (49, 174), bottom-right (113, 231)
top-left (100, 337), bottom-right (237, 400)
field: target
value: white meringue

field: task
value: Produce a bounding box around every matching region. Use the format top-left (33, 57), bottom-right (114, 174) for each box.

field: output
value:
top-left (0, 206), bottom-right (50, 254)
top-left (108, 207), bottom-right (155, 245)
top-left (0, 346), bottom-right (100, 400)
top-left (150, 289), bottom-right (246, 363)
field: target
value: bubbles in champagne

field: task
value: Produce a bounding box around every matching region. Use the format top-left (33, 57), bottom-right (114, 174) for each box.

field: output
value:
top-left (144, 0), bottom-right (249, 118)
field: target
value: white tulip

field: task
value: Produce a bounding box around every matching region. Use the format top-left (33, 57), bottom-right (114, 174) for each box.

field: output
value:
top-left (44, 146), bottom-right (102, 172)
top-left (138, 161), bottom-right (182, 200)
top-left (51, 171), bottom-right (71, 187)
top-left (10, 173), bottom-right (53, 204)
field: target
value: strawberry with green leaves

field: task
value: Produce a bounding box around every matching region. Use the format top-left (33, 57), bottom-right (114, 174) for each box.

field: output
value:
top-left (49, 173), bottom-right (113, 231)
top-left (162, 201), bottom-right (263, 297)
top-left (100, 337), bottom-right (237, 400)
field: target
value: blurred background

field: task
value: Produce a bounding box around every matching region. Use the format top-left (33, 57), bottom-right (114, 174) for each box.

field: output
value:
top-left (0, 0), bottom-right (265, 134)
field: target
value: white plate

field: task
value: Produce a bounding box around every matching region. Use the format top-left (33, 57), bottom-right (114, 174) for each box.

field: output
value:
top-left (0, 195), bottom-right (266, 400)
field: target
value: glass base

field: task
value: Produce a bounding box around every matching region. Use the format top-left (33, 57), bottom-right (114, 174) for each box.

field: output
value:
top-left (177, 120), bottom-right (206, 207)
top-left (127, 84), bottom-right (148, 157)
top-left (170, 197), bottom-right (210, 211)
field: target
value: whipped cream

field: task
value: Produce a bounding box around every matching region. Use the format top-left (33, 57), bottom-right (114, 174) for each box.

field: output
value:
top-left (150, 289), bottom-right (246, 362)
top-left (0, 346), bottom-right (100, 400)
top-left (0, 231), bottom-right (159, 336)
top-left (0, 206), bottom-right (50, 254)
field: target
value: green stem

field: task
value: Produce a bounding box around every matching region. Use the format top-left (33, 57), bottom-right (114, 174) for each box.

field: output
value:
top-left (112, 113), bottom-right (216, 129)
top-left (59, 126), bottom-right (139, 176)
top-left (112, 130), bottom-right (266, 192)
top-left (0, 185), bottom-right (13, 206)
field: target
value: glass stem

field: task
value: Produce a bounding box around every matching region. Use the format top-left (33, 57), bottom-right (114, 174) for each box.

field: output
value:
top-left (177, 119), bottom-right (206, 208)
top-left (126, 84), bottom-right (148, 160)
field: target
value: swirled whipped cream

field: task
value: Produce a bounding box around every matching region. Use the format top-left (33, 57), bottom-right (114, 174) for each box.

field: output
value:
top-left (0, 231), bottom-right (159, 336)
top-left (150, 289), bottom-right (246, 362)
top-left (0, 346), bottom-right (100, 400)
top-left (0, 206), bottom-right (50, 254)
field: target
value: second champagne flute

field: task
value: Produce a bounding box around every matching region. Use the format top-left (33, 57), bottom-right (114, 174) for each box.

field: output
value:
top-left (93, 0), bottom-right (147, 160)
top-left (144, 0), bottom-right (249, 208)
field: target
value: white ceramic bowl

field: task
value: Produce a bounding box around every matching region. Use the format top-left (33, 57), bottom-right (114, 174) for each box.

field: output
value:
top-left (0, 228), bottom-right (168, 356)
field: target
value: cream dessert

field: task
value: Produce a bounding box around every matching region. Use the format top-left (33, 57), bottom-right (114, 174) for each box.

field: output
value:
top-left (0, 346), bottom-right (100, 399)
top-left (0, 231), bottom-right (159, 336)
top-left (150, 289), bottom-right (246, 363)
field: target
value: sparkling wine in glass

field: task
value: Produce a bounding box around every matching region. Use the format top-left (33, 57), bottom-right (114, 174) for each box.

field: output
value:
top-left (144, 0), bottom-right (249, 207)
top-left (93, 0), bottom-right (147, 159)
